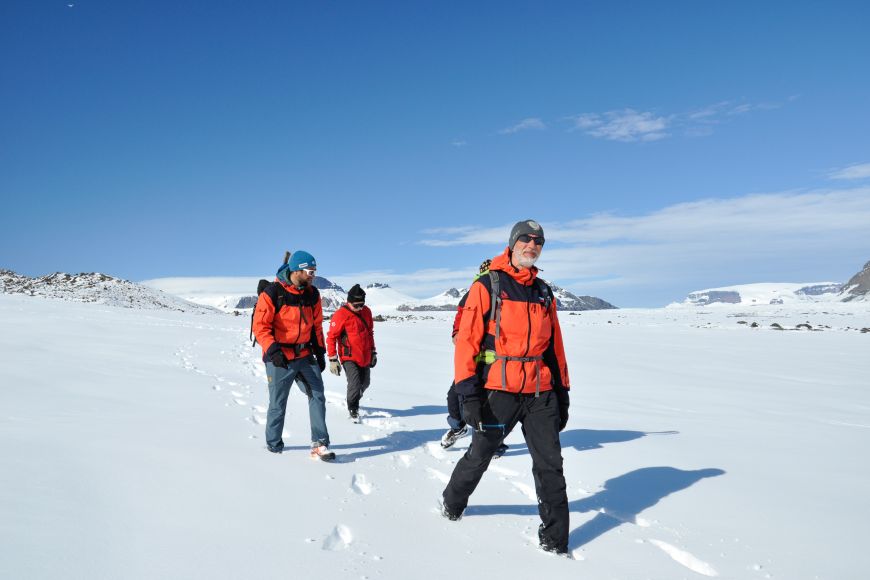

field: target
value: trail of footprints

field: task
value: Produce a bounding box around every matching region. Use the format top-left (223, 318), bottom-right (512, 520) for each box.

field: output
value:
top-left (179, 338), bottom-right (722, 575)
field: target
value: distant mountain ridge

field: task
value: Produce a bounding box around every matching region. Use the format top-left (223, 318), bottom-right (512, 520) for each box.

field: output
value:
top-left (1, 269), bottom-right (217, 313)
top-left (398, 279), bottom-right (617, 311)
top-left (677, 259), bottom-right (870, 306)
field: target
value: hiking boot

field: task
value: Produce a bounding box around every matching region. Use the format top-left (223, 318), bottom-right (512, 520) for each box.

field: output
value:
top-left (440, 502), bottom-right (463, 521)
top-left (440, 425), bottom-right (469, 449)
top-left (266, 444), bottom-right (284, 454)
top-left (310, 444), bottom-right (336, 462)
top-left (349, 409), bottom-right (360, 421)
top-left (538, 524), bottom-right (568, 555)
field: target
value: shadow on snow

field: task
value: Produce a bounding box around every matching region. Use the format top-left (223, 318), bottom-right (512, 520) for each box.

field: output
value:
top-left (467, 466), bottom-right (725, 550)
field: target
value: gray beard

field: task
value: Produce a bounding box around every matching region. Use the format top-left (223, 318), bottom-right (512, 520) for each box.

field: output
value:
top-left (514, 252), bottom-right (538, 269)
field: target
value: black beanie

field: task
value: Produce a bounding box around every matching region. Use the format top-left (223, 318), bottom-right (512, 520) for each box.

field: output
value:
top-left (347, 284), bottom-right (366, 303)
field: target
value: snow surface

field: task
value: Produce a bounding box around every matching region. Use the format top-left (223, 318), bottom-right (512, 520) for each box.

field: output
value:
top-left (2, 294), bottom-right (869, 579)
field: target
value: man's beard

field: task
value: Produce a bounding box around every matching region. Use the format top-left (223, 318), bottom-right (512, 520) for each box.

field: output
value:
top-left (514, 250), bottom-right (539, 269)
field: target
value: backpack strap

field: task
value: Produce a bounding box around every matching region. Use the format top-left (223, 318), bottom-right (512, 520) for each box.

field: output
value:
top-left (485, 270), bottom-right (549, 397)
top-left (342, 304), bottom-right (371, 331)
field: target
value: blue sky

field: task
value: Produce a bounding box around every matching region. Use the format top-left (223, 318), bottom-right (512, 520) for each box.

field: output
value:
top-left (2, 1), bottom-right (869, 306)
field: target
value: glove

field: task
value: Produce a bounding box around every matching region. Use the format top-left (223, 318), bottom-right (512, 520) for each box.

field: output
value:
top-left (329, 358), bottom-right (341, 376)
top-left (314, 348), bottom-right (326, 373)
top-left (370, 351), bottom-right (377, 368)
top-left (269, 349), bottom-right (289, 369)
top-left (554, 387), bottom-right (570, 432)
top-left (462, 395), bottom-right (483, 432)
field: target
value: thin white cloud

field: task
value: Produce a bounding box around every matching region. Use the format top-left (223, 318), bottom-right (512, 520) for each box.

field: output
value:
top-left (567, 98), bottom-right (788, 142)
top-left (567, 109), bottom-right (669, 142)
top-left (829, 162), bottom-right (870, 180)
top-left (451, 140), bottom-right (467, 147)
top-left (498, 117), bottom-right (546, 135)
top-left (415, 187), bottom-right (870, 303)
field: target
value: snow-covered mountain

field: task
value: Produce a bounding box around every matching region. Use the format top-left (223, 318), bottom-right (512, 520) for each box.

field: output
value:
top-left (398, 288), bottom-right (463, 312)
top-left (546, 281), bottom-right (617, 311)
top-left (676, 282), bottom-right (844, 307)
top-left (840, 260), bottom-right (870, 302)
top-left (1, 269), bottom-right (217, 313)
top-left (360, 283), bottom-right (419, 312)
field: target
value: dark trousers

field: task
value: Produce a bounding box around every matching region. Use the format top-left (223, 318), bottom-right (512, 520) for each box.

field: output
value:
top-left (446, 382), bottom-right (465, 430)
top-left (343, 361), bottom-right (371, 412)
top-left (442, 389), bottom-right (569, 551)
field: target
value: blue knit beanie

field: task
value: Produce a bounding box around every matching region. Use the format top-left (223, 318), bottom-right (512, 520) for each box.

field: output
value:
top-left (287, 250), bottom-right (316, 271)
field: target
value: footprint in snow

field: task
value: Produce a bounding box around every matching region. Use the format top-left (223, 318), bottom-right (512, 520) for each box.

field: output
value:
top-left (510, 480), bottom-right (537, 502)
top-left (233, 398), bottom-right (248, 406)
top-left (230, 390), bottom-right (244, 397)
top-left (322, 525), bottom-right (353, 551)
top-left (426, 467), bottom-right (450, 484)
top-left (252, 404), bottom-right (267, 413)
top-left (645, 539), bottom-right (718, 577)
top-left (351, 474), bottom-right (373, 495)
top-left (424, 442), bottom-right (447, 459)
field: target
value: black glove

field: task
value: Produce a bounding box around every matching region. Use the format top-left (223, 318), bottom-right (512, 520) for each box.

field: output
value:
top-left (554, 387), bottom-right (570, 432)
top-left (269, 349), bottom-right (289, 369)
top-left (370, 351), bottom-right (377, 368)
top-left (462, 395), bottom-right (483, 432)
top-left (314, 348), bottom-right (326, 373)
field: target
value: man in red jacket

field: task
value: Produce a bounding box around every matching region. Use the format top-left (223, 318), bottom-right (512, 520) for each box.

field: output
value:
top-left (326, 284), bottom-right (377, 421)
top-left (252, 250), bottom-right (334, 461)
top-left (440, 220), bottom-right (572, 555)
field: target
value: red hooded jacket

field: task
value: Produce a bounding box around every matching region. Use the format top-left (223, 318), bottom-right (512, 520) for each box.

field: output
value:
top-left (326, 304), bottom-right (376, 367)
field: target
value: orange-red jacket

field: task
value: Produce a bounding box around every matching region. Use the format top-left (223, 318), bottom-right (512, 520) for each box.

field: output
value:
top-left (454, 248), bottom-right (570, 396)
top-left (253, 280), bottom-right (325, 362)
top-left (326, 304), bottom-right (376, 367)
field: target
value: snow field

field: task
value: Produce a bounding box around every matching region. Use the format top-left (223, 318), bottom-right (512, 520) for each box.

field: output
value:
top-left (1, 294), bottom-right (869, 579)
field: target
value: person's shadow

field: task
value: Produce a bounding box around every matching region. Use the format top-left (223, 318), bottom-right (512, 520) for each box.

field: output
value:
top-left (360, 404), bottom-right (446, 418)
top-left (567, 466), bottom-right (725, 547)
top-left (468, 466), bottom-right (724, 549)
top-left (497, 428), bottom-right (676, 457)
top-left (284, 428), bottom-right (446, 462)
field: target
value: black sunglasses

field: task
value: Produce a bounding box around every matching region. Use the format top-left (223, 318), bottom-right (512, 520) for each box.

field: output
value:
top-left (351, 302), bottom-right (365, 308)
top-left (517, 233), bottom-right (545, 246)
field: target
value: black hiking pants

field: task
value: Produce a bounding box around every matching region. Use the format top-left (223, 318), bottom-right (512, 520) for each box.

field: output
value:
top-left (343, 361), bottom-right (371, 412)
top-left (442, 389), bottom-right (569, 551)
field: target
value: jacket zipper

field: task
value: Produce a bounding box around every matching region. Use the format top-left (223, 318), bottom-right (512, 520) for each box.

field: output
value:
top-left (521, 283), bottom-right (532, 391)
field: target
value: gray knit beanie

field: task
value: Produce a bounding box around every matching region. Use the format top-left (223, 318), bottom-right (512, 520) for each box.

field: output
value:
top-left (508, 219), bottom-right (544, 248)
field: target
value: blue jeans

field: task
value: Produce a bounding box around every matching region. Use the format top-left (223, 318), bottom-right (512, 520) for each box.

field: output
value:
top-left (265, 358), bottom-right (330, 448)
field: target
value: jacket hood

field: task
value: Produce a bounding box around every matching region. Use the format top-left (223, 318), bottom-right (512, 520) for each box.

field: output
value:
top-left (489, 247), bottom-right (538, 286)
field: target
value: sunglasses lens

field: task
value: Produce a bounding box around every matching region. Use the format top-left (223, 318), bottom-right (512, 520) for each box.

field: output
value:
top-left (519, 234), bottom-right (544, 246)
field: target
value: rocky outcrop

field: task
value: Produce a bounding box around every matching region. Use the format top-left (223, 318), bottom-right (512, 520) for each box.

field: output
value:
top-left (840, 261), bottom-right (870, 302)
top-left (1, 269), bottom-right (217, 313)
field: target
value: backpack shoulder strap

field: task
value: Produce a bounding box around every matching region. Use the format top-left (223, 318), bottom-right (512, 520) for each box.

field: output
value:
top-left (488, 271), bottom-right (503, 344)
top-left (342, 304), bottom-right (370, 331)
top-left (535, 278), bottom-right (554, 311)
top-left (263, 282), bottom-right (287, 313)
